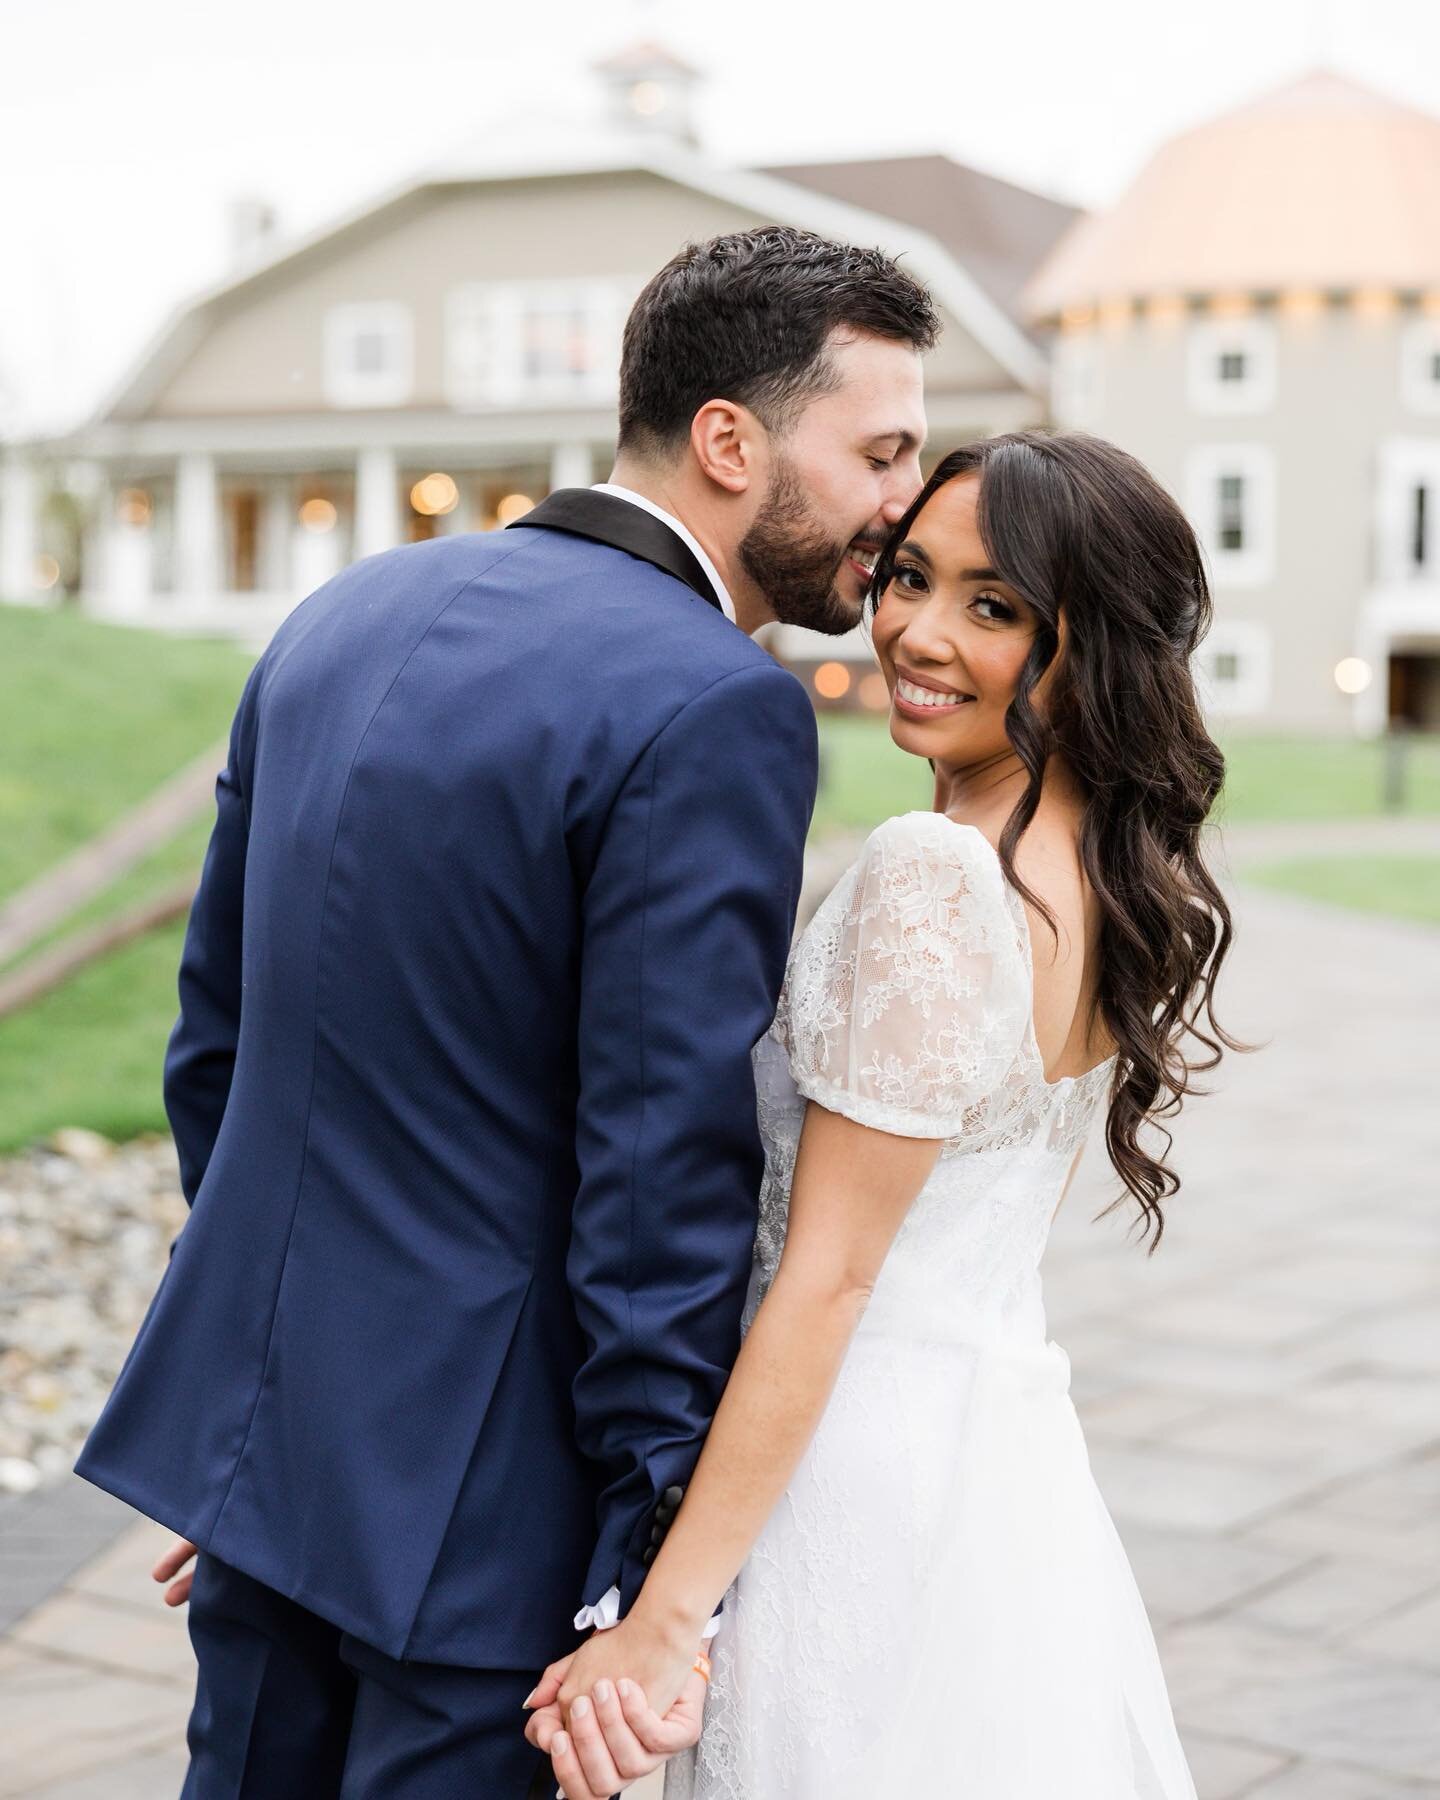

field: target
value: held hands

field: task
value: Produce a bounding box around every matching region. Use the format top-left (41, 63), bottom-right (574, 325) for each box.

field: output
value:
top-left (525, 1618), bottom-right (709, 1799)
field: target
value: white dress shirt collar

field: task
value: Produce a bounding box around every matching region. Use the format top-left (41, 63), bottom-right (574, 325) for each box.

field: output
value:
top-left (590, 482), bottom-right (736, 624)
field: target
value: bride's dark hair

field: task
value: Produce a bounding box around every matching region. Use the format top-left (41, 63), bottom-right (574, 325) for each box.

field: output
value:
top-left (871, 429), bottom-right (1242, 1249)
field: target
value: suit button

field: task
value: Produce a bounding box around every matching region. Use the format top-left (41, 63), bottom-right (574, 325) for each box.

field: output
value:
top-left (662, 1485), bottom-right (685, 1509)
top-left (650, 1523), bottom-right (666, 1545)
top-left (642, 1545), bottom-right (658, 1566)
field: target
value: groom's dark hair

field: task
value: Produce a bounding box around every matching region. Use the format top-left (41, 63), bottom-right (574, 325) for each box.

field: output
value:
top-left (617, 225), bottom-right (940, 457)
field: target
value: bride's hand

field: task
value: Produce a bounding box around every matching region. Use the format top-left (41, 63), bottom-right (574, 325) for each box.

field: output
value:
top-left (533, 1667), bottom-right (708, 1800)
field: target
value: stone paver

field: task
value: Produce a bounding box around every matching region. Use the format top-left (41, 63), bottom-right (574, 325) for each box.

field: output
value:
top-left (1046, 879), bottom-right (1440, 1795)
top-left (0, 871), bottom-right (1436, 1797)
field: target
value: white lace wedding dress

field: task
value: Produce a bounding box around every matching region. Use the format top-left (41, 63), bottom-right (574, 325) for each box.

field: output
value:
top-left (665, 810), bottom-right (1196, 1800)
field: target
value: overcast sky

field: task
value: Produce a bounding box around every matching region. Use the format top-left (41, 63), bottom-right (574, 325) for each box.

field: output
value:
top-left (2, 0), bottom-right (1435, 433)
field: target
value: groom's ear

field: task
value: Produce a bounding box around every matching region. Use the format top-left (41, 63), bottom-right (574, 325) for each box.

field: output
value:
top-left (689, 400), bottom-right (759, 496)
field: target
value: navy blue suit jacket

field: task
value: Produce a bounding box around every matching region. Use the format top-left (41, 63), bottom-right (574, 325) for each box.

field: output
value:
top-left (77, 501), bottom-right (818, 1667)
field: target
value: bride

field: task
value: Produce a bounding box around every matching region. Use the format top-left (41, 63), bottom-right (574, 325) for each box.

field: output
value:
top-left (527, 429), bottom-right (1237, 1799)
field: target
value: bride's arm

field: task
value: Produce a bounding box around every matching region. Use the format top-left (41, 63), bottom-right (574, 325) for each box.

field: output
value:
top-left (537, 1100), bottom-right (940, 1718)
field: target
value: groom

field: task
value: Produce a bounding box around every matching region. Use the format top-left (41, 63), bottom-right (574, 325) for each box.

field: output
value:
top-left (77, 224), bottom-right (934, 1795)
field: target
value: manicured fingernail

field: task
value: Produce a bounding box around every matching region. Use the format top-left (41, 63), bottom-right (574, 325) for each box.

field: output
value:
top-left (571, 1695), bottom-right (590, 1719)
top-left (522, 1687), bottom-right (536, 1708)
top-left (617, 1678), bottom-right (633, 1699)
top-left (594, 1679), bottom-right (613, 1704)
top-left (553, 1730), bottom-right (568, 1754)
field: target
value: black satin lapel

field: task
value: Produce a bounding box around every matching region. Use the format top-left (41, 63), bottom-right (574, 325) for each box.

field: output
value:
top-left (508, 490), bottom-right (723, 614)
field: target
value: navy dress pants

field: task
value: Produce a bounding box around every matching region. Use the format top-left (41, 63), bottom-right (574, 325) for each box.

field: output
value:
top-left (181, 1552), bottom-right (556, 1799)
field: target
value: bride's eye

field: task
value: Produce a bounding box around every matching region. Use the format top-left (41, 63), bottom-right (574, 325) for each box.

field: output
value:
top-left (972, 592), bottom-right (1017, 622)
top-left (891, 562), bottom-right (928, 594)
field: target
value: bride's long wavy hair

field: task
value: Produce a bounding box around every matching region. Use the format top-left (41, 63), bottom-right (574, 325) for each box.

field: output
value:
top-left (870, 430), bottom-right (1242, 1249)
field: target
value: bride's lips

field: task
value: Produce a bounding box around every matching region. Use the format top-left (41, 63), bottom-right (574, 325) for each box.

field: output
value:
top-left (891, 666), bottom-right (976, 721)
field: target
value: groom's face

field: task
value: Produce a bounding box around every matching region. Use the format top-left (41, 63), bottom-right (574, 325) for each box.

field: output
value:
top-left (738, 331), bottom-right (926, 635)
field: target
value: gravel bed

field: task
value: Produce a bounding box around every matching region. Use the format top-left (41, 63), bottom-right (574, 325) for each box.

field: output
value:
top-left (0, 1130), bottom-right (186, 1493)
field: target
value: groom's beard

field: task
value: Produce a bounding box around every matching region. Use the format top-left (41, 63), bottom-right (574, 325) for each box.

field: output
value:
top-left (738, 458), bottom-right (857, 637)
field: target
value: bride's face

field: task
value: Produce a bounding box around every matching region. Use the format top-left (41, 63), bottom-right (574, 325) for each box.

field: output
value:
top-left (870, 474), bottom-right (1043, 769)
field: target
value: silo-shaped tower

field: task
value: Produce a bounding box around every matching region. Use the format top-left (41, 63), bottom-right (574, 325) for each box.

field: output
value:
top-left (1025, 72), bottom-right (1440, 736)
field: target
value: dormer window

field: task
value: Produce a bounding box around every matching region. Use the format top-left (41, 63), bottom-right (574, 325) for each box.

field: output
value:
top-left (323, 303), bottom-right (414, 408)
top-left (447, 281), bottom-right (633, 409)
top-left (1186, 316), bottom-right (1277, 415)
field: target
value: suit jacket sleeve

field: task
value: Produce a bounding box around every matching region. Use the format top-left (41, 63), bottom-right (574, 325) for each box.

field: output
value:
top-left (571, 659), bottom-right (818, 1614)
top-left (163, 658), bottom-right (263, 1207)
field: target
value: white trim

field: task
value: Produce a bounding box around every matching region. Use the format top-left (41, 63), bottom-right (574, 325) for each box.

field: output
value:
top-left (1400, 317), bottom-right (1440, 416)
top-left (323, 303), bottom-right (414, 409)
top-left (1193, 620), bottom-right (1272, 717)
top-left (1375, 437), bottom-right (1440, 584)
top-left (1184, 444), bottom-right (1276, 588)
top-left (1185, 316), bottom-right (1277, 416)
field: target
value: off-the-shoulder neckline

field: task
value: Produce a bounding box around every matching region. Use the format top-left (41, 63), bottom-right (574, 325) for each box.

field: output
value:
top-left (882, 810), bottom-right (1116, 1094)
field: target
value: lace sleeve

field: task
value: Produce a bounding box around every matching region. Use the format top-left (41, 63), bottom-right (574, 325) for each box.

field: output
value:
top-left (780, 813), bottom-right (1032, 1139)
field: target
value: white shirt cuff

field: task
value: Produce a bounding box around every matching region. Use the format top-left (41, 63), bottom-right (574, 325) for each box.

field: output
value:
top-left (575, 1585), bottom-right (721, 1640)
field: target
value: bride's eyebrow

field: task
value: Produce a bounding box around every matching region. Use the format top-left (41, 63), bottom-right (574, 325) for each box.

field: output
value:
top-left (899, 539), bottom-right (1002, 584)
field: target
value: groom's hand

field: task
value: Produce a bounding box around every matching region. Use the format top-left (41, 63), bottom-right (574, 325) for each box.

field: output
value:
top-left (532, 1671), bottom-right (707, 1799)
top-left (152, 1537), bottom-right (198, 1606)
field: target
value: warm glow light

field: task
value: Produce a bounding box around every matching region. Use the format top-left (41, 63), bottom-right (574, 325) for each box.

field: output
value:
top-left (299, 497), bottom-right (338, 533)
top-left (1334, 657), bottom-right (1373, 695)
top-left (1099, 297), bottom-right (1131, 328)
top-left (1060, 304), bottom-right (1095, 332)
top-left (1352, 286), bottom-right (1397, 318)
top-left (34, 554), bottom-right (60, 590)
top-left (1279, 288), bottom-right (1326, 320)
top-left (411, 472), bottom-right (459, 517)
top-left (117, 487), bottom-right (152, 527)
top-left (1209, 293), bottom-right (1254, 319)
top-left (496, 492), bottom-right (535, 525)
top-left (1146, 294), bottom-right (1187, 325)
top-left (858, 672), bottom-right (890, 712)
top-left (629, 80), bottom-right (666, 116)
top-left (1422, 291), bottom-right (1440, 318)
top-left (813, 662), bottom-right (852, 702)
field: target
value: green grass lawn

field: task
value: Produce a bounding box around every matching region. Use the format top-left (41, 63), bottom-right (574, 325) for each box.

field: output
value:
top-left (0, 605), bottom-right (252, 899)
top-left (812, 716), bottom-right (1440, 835)
top-left (0, 606), bottom-right (251, 1150)
top-left (1244, 855), bottom-right (1440, 927)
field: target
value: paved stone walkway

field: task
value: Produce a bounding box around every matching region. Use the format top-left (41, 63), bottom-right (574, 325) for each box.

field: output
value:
top-left (1, 874), bottom-right (1436, 1797)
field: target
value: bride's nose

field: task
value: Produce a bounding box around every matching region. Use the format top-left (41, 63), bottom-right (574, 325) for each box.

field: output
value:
top-left (897, 606), bottom-right (958, 673)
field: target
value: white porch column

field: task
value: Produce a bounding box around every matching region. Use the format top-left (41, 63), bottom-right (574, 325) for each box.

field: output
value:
top-left (0, 454), bottom-right (40, 603)
top-left (549, 441), bottom-right (593, 492)
top-left (175, 451), bottom-right (220, 604)
top-left (355, 447), bottom-right (400, 558)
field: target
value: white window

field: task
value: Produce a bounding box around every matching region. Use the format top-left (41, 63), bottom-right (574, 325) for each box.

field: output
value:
top-left (1194, 621), bottom-right (1272, 717)
top-left (1186, 317), bottom-right (1277, 415)
top-left (1184, 445), bottom-right (1276, 587)
top-left (323, 303), bottom-right (414, 408)
top-left (1375, 439), bottom-right (1440, 582)
top-left (447, 281), bottom-right (633, 408)
top-left (1400, 318), bottom-right (1440, 415)
top-left (1051, 332), bottom-right (1102, 427)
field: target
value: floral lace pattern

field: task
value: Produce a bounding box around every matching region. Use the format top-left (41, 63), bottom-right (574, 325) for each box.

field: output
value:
top-left (666, 814), bottom-right (1195, 1800)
